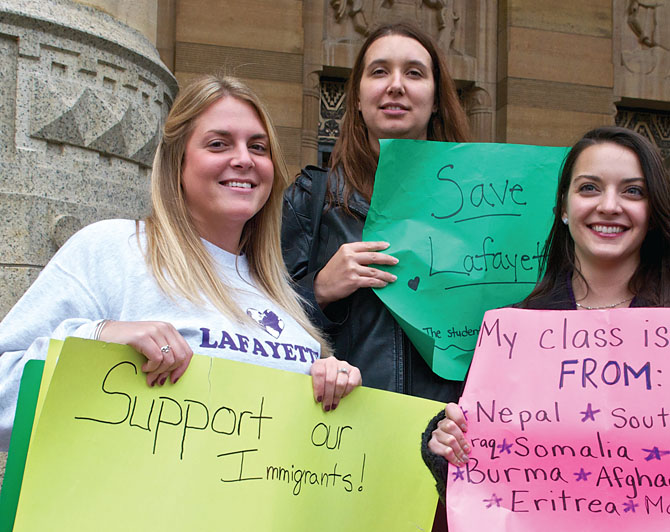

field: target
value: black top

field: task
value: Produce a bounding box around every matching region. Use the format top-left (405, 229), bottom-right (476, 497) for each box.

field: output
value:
top-left (282, 166), bottom-right (464, 403)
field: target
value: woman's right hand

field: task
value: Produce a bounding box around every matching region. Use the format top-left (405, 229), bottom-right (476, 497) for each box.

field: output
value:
top-left (98, 320), bottom-right (193, 387)
top-left (428, 402), bottom-right (471, 467)
top-left (313, 241), bottom-right (398, 308)
top-left (310, 356), bottom-right (362, 412)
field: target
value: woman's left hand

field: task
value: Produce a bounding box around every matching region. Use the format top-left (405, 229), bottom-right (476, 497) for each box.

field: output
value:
top-left (310, 357), bottom-right (362, 412)
top-left (428, 402), bottom-right (470, 467)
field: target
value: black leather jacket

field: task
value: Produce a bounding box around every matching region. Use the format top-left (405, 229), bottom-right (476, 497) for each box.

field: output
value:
top-left (281, 166), bottom-right (463, 403)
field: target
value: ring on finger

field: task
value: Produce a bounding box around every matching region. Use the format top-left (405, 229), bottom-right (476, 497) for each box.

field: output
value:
top-left (160, 344), bottom-right (171, 354)
top-left (337, 368), bottom-right (349, 375)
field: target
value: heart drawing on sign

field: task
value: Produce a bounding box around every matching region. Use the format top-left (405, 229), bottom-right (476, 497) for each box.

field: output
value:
top-left (408, 276), bottom-right (420, 291)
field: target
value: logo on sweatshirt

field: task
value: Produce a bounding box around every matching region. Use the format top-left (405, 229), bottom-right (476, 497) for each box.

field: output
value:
top-left (246, 308), bottom-right (285, 339)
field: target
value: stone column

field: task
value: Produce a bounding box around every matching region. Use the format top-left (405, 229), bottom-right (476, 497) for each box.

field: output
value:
top-left (464, 86), bottom-right (493, 142)
top-left (0, 0), bottom-right (178, 319)
top-left (301, 0), bottom-right (325, 167)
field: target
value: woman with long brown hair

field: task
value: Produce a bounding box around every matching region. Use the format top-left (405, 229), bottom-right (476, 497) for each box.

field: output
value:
top-left (282, 22), bottom-right (470, 404)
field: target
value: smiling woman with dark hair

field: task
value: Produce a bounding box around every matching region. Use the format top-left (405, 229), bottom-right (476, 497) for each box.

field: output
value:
top-left (519, 126), bottom-right (670, 310)
top-left (422, 125), bottom-right (670, 504)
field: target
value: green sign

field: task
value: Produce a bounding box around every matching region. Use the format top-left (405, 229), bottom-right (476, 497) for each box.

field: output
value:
top-left (363, 139), bottom-right (569, 380)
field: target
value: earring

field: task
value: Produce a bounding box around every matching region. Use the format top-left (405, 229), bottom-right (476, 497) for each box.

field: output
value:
top-left (562, 216), bottom-right (569, 225)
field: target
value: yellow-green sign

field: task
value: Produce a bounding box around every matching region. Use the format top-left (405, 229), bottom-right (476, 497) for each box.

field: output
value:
top-left (13, 338), bottom-right (441, 531)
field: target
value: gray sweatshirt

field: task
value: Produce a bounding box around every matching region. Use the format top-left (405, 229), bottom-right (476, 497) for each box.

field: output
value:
top-left (0, 219), bottom-right (320, 450)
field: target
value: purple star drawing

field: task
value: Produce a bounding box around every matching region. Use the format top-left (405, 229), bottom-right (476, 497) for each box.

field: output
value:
top-left (642, 446), bottom-right (670, 461)
top-left (623, 500), bottom-right (639, 513)
top-left (497, 438), bottom-right (513, 454)
top-left (573, 468), bottom-right (591, 481)
top-left (483, 494), bottom-right (503, 509)
top-left (580, 403), bottom-right (601, 422)
top-left (452, 468), bottom-right (465, 481)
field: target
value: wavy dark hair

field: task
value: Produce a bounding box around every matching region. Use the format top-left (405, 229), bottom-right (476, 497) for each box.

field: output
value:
top-left (521, 126), bottom-right (670, 308)
top-left (328, 22), bottom-right (471, 211)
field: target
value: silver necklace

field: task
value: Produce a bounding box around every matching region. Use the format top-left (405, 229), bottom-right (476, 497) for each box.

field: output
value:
top-left (575, 297), bottom-right (633, 310)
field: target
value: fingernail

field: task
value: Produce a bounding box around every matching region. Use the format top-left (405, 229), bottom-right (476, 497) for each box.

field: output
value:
top-left (150, 380), bottom-right (155, 387)
top-left (325, 405), bottom-right (331, 412)
top-left (460, 454), bottom-right (469, 463)
top-left (463, 444), bottom-right (470, 453)
top-left (332, 403), bottom-right (338, 410)
top-left (317, 396), bottom-right (323, 402)
top-left (159, 376), bottom-right (167, 386)
top-left (173, 377), bottom-right (180, 385)
top-left (460, 424), bottom-right (468, 431)
top-left (393, 258), bottom-right (399, 264)
top-left (391, 275), bottom-right (397, 281)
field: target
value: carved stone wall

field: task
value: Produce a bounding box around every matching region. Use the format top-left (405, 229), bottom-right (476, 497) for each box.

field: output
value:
top-left (73, 0), bottom-right (159, 46)
top-left (615, 0), bottom-right (670, 104)
top-left (616, 107), bottom-right (670, 167)
top-left (613, 0), bottom-right (670, 167)
top-left (0, 0), bottom-right (177, 318)
top-left (318, 78), bottom-right (346, 166)
top-left (316, 0), bottom-right (497, 143)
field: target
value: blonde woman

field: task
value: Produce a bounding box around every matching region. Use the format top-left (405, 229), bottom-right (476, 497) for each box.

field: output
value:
top-left (0, 75), bottom-right (361, 450)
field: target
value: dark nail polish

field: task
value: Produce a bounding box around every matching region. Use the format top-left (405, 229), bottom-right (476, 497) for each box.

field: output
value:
top-left (317, 396), bottom-right (323, 402)
top-left (325, 405), bottom-right (331, 412)
top-left (159, 376), bottom-right (167, 386)
top-left (332, 403), bottom-right (338, 410)
top-left (150, 380), bottom-right (155, 387)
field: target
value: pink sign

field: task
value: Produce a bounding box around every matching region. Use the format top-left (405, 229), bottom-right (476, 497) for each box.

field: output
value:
top-left (447, 308), bottom-right (670, 531)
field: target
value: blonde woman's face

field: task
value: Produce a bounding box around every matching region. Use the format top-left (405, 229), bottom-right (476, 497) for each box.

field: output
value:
top-left (181, 96), bottom-right (274, 252)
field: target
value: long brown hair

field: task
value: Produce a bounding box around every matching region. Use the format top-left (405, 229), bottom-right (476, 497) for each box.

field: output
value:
top-left (521, 126), bottom-right (670, 308)
top-left (145, 74), bottom-right (331, 354)
top-left (329, 22), bottom-right (471, 210)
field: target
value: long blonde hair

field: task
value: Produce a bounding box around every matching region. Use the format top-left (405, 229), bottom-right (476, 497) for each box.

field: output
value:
top-left (145, 74), bottom-right (331, 355)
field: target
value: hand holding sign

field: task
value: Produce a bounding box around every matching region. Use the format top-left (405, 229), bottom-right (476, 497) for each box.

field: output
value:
top-left (428, 403), bottom-right (470, 467)
top-left (99, 320), bottom-right (193, 386)
top-left (310, 356), bottom-right (362, 411)
top-left (314, 241), bottom-right (398, 308)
